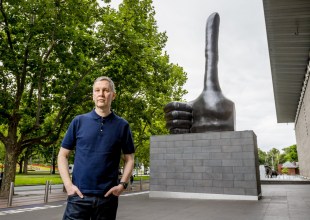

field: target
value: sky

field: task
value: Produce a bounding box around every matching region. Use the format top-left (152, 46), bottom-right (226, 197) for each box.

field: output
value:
top-left (109, 0), bottom-right (297, 152)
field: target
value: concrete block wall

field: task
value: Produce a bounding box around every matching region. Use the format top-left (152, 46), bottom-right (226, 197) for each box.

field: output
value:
top-left (296, 75), bottom-right (310, 179)
top-left (150, 131), bottom-right (261, 199)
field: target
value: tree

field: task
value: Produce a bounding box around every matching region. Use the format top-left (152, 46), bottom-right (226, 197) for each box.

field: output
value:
top-left (282, 144), bottom-right (298, 162)
top-left (278, 153), bottom-right (286, 165)
top-left (258, 148), bottom-right (267, 165)
top-left (0, 141), bottom-right (4, 171)
top-left (0, 0), bottom-right (187, 197)
top-left (16, 145), bottom-right (34, 174)
top-left (259, 145), bottom-right (298, 171)
top-left (38, 144), bottom-right (57, 174)
top-left (281, 167), bottom-right (289, 175)
top-left (0, 0), bottom-right (105, 197)
top-left (96, 0), bottom-right (187, 165)
top-left (265, 148), bottom-right (280, 171)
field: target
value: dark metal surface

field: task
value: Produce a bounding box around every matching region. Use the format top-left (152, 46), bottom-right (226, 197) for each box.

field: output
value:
top-left (164, 13), bottom-right (235, 133)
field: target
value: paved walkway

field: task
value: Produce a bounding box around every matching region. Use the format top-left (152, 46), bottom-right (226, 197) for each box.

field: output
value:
top-left (0, 185), bottom-right (67, 208)
top-left (0, 181), bottom-right (149, 209)
top-left (1, 184), bottom-right (310, 219)
top-left (117, 184), bottom-right (310, 220)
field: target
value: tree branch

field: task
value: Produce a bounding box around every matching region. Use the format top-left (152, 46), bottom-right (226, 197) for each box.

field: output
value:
top-left (0, 0), bottom-right (13, 50)
top-left (134, 107), bottom-right (158, 151)
top-left (27, 81), bottom-right (34, 107)
top-left (0, 130), bottom-right (7, 145)
top-left (35, 70), bottom-right (43, 127)
top-left (42, 40), bottom-right (55, 62)
top-left (0, 109), bottom-right (12, 120)
top-left (34, 39), bottom-right (56, 127)
top-left (19, 39), bottom-right (30, 97)
top-left (20, 55), bottom-right (101, 149)
top-left (20, 103), bottom-right (72, 150)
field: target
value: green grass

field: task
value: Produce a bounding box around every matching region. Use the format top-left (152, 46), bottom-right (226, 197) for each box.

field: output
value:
top-left (15, 172), bottom-right (63, 186)
top-left (133, 175), bottom-right (149, 181)
top-left (14, 172), bottom-right (149, 186)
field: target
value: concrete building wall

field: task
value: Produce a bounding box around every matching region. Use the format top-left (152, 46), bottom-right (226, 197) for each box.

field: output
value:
top-left (295, 78), bottom-right (310, 179)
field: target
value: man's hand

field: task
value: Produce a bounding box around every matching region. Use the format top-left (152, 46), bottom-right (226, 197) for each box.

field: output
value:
top-left (104, 184), bottom-right (124, 197)
top-left (58, 148), bottom-right (84, 198)
top-left (65, 184), bottom-right (84, 198)
top-left (104, 154), bottom-right (134, 197)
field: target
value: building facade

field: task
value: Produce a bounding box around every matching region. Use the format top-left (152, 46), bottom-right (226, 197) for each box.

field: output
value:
top-left (295, 61), bottom-right (310, 177)
top-left (263, 0), bottom-right (310, 178)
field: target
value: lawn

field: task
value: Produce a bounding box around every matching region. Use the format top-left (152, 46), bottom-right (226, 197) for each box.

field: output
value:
top-left (133, 175), bottom-right (149, 181)
top-left (14, 171), bottom-right (149, 186)
top-left (15, 171), bottom-right (63, 186)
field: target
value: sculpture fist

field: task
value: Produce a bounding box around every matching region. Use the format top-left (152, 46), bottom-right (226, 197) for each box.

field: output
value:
top-left (164, 102), bottom-right (193, 134)
top-left (164, 12), bottom-right (235, 134)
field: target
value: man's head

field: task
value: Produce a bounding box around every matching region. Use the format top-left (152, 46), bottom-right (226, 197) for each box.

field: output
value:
top-left (93, 76), bottom-right (116, 112)
top-left (93, 76), bottom-right (116, 93)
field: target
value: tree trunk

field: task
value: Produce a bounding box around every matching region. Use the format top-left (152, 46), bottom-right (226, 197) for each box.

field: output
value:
top-left (18, 158), bottom-right (23, 174)
top-left (50, 146), bottom-right (56, 174)
top-left (23, 157), bottom-right (28, 174)
top-left (23, 148), bottom-right (30, 174)
top-left (52, 154), bottom-right (56, 174)
top-left (0, 149), bottom-right (19, 198)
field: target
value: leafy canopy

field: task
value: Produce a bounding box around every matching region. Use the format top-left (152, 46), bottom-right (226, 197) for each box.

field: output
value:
top-left (0, 0), bottom-right (187, 196)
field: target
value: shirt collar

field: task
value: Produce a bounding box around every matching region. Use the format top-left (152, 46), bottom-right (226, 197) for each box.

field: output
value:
top-left (91, 109), bottom-right (115, 121)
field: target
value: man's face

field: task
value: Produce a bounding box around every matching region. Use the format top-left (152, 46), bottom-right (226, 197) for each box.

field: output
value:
top-left (93, 80), bottom-right (116, 110)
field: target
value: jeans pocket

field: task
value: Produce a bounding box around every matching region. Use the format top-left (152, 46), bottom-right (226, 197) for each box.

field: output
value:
top-left (67, 193), bottom-right (78, 200)
top-left (64, 195), bottom-right (91, 219)
top-left (68, 193), bottom-right (78, 197)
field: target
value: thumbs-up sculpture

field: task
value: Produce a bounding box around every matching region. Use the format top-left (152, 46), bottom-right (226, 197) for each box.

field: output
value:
top-left (164, 12), bottom-right (235, 133)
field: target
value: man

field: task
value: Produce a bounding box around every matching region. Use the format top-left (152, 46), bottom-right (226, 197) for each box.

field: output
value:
top-left (58, 76), bottom-right (135, 220)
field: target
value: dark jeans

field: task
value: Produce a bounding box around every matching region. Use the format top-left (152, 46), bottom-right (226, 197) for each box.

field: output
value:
top-left (63, 194), bottom-right (118, 220)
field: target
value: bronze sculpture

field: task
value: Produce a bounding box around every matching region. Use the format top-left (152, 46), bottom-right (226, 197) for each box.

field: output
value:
top-left (164, 12), bottom-right (235, 134)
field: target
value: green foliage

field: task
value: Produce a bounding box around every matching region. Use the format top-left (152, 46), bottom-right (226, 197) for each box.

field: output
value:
top-left (265, 148), bottom-right (280, 170)
top-left (282, 144), bottom-right (298, 162)
top-left (281, 167), bottom-right (289, 175)
top-left (278, 153), bottom-right (286, 165)
top-left (0, 0), bottom-right (187, 195)
top-left (96, 0), bottom-right (187, 166)
top-left (259, 145), bottom-right (298, 171)
top-left (258, 148), bottom-right (267, 165)
top-left (0, 0), bottom-right (102, 149)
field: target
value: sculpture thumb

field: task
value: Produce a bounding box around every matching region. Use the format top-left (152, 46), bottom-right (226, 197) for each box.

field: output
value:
top-left (203, 12), bottom-right (221, 92)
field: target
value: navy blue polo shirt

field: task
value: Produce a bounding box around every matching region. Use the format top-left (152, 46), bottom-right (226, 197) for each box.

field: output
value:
top-left (61, 110), bottom-right (135, 195)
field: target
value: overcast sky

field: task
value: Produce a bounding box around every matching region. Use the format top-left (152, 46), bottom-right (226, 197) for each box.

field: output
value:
top-left (110, 0), bottom-right (297, 152)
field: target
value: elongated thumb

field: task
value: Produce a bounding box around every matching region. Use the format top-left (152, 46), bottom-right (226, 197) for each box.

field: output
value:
top-left (204, 12), bottom-right (221, 92)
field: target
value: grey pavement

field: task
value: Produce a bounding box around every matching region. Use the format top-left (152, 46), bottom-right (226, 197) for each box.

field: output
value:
top-left (14, 184), bottom-right (64, 192)
top-left (1, 184), bottom-right (310, 220)
top-left (117, 184), bottom-right (310, 220)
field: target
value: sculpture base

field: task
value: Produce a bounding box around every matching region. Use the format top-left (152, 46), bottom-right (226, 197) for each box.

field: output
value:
top-left (150, 191), bottom-right (260, 201)
top-left (150, 131), bottom-right (261, 200)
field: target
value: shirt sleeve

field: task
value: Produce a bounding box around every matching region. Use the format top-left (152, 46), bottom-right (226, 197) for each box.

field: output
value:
top-left (61, 117), bottom-right (77, 150)
top-left (121, 123), bottom-right (135, 154)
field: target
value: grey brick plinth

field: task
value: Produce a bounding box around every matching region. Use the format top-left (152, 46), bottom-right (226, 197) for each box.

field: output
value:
top-left (150, 131), bottom-right (261, 200)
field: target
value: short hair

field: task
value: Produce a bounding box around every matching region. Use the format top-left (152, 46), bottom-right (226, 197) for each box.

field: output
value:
top-left (93, 76), bottom-right (116, 93)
